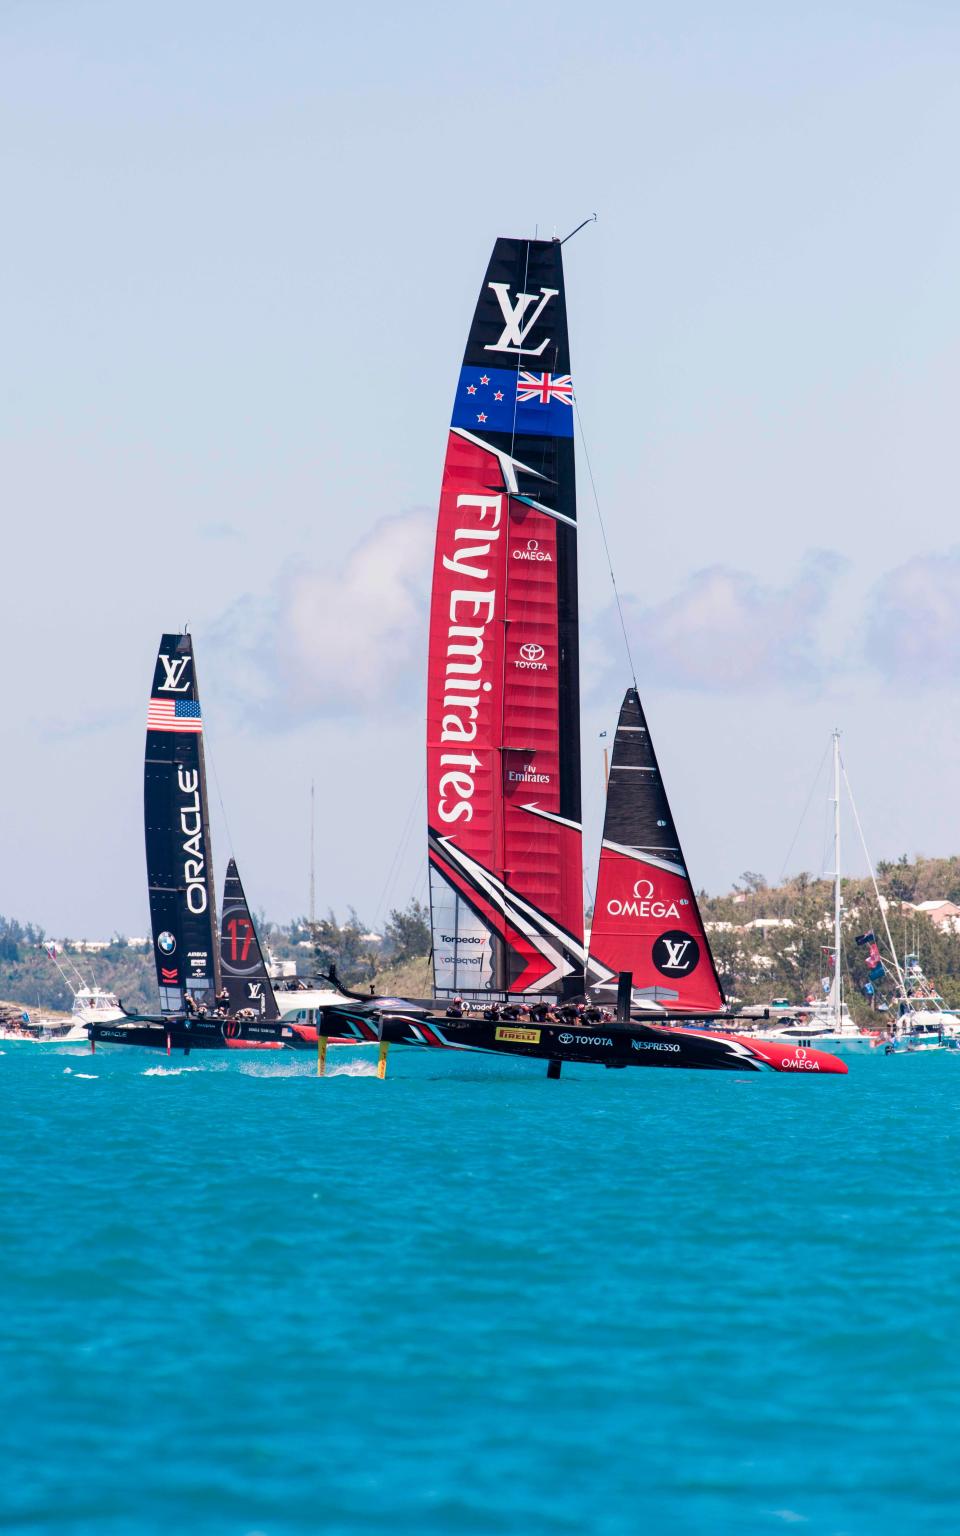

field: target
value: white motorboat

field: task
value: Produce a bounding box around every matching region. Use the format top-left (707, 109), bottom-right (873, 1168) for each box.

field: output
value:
top-left (889, 955), bottom-right (958, 1050)
top-left (0, 983), bottom-right (123, 1043)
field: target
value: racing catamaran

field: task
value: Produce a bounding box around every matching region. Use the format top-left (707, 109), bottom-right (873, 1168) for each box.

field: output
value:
top-left (88, 633), bottom-right (286, 1052)
top-left (372, 233), bottom-right (846, 1077)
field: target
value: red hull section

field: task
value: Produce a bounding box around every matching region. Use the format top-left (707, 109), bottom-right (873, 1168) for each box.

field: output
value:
top-left (670, 1026), bottom-right (848, 1074)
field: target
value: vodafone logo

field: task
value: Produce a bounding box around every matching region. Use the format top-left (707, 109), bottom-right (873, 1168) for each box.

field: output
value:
top-left (513, 538), bottom-right (553, 563)
top-left (520, 643), bottom-right (545, 662)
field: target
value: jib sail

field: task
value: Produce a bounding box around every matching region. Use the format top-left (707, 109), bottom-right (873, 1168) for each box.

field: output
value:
top-left (427, 236), bottom-right (584, 996)
top-left (220, 857), bottom-right (279, 1020)
top-left (144, 632), bottom-right (221, 1015)
top-left (587, 688), bottom-right (724, 1011)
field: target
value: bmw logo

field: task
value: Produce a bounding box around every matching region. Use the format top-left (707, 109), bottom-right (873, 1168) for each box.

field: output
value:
top-left (157, 931), bottom-right (176, 955)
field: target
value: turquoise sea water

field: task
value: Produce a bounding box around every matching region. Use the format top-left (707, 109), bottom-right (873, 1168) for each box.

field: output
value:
top-left (2, 1043), bottom-right (958, 1535)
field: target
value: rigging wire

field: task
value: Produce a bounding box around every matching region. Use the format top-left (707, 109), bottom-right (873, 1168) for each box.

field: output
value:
top-left (371, 774), bottom-right (426, 929)
top-left (573, 393), bottom-right (637, 691)
top-left (203, 729), bottom-right (236, 866)
top-left (777, 738), bottom-right (831, 885)
top-left (507, 240), bottom-right (533, 472)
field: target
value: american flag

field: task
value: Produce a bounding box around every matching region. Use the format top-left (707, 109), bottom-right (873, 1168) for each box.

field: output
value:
top-left (516, 371), bottom-right (574, 406)
top-left (146, 698), bottom-right (203, 733)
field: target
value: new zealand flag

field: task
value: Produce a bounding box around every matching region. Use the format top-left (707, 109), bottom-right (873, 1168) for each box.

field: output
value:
top-left (451, 367), bottom-right (574, 438)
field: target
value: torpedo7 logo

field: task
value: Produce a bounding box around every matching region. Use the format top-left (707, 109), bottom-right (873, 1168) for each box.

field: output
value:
top-left (484, 284), bottom-right (558, 356)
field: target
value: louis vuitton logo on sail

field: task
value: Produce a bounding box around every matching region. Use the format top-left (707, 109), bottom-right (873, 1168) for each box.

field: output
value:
top-left (436, 493), bottom-right (504, 825)
top-left (484, 284), bottom-right (557, 356)
top-left (157, 654), bottom-right (192, 692)
top-left (660, 938), bottom-right (691, 968)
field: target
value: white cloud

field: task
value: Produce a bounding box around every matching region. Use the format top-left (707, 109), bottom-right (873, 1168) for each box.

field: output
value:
top-left (865, 548), bottom-right (960, 683)
top-left (586, 552), bottom-right (847, 693)
top-left (209, 507), bottom-right (434, 725)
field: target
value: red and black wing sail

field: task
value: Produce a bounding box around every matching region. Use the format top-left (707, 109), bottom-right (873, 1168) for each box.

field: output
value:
top-left (219, 857), bottom-right (280, 1020)
top-left (427, 237), bottom-right (584, 996)
top-left (144, 633), bottom-right (221, 1015)
top-left (587, 688), bottom-right (724, 1011)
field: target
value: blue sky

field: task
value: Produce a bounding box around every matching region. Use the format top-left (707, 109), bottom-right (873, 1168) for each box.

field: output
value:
top-left (4, 0), bottom-right (960, 935)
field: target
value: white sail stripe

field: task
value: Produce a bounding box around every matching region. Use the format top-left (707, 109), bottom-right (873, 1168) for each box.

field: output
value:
top-left (433, 846), bottom-right (569, 971)
top-left (450, 428), bottom-right (577, 528)
top-left (436, 836), bottom-right (587, 970)
top-left (585, 952), bottom-right (616, 987)
top-left (451, 427), bottom-right (548, 484)
top-left (600, 841), bottom-right (687, 878)
top-left (456, 860), bottom-right (580, 976)
top-left (518, 803), bottom-right (583, 832)
top-left (610, 766), bottom-right (656, 772)
top-left (437, 838), bottom-right (581, 954)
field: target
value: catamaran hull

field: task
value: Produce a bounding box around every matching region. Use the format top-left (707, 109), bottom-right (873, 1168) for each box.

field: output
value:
top-left (378, 1014), bottom-right (848, 1074)
top-left (86, 1007), bottom-right (391, 1053)
top-left (86, 1021), bottom-right (286, 1052)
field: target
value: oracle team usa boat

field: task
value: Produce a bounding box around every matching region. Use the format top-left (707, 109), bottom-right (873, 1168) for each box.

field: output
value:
top-left (88, 633), bottom-right (286, 1053)
top-left (373, 231), bottom-right (845, 1077)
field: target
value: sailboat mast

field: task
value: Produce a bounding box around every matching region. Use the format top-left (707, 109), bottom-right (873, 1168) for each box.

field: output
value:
top-left (832, 728), bottom-right (842, 1030)
top-left (309, 780), bottom-right (316, 929)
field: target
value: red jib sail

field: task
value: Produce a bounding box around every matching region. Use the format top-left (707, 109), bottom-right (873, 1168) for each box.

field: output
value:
top-left (427, 237), bottom-right (584, 996)
top-left (587, 688), bottom-right (724, 1011)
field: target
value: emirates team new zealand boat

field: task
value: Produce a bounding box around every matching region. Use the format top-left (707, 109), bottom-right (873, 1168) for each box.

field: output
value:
top-left (373, 233), bottom-right (846, 1077)
top-left (88, 634), bottom-right (286, 1053)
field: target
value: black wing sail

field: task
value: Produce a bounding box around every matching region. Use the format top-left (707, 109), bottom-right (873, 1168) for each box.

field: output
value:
top-left (144, 632), bottom-right (221, 1015)
top-left (219, 857), bottom-right (280, 1020)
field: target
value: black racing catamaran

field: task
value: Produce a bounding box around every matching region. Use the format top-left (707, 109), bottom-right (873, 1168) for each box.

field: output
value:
top-left (88, 633), bottom-right (286, 1053)
top-left (370, 233), bottom-right (846, 1077)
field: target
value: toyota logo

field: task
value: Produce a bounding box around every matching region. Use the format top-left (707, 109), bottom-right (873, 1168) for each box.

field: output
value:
top-left (558, 1032), bottom-right (574, 1044)
top-left (520, 643), bottom-right (545, 662)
